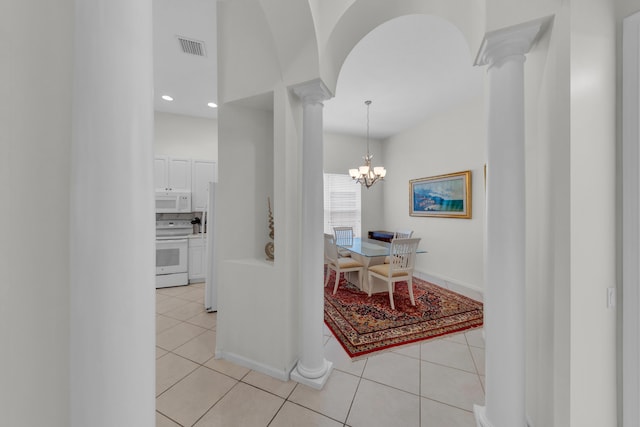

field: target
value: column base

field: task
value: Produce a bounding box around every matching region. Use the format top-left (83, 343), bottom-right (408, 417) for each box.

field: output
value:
top-left (474, 405), bottom-right (494, 427)
top-left (474, 405), bottom-right (531, 427)
top-left (290, 359), bottom-right (333, 390)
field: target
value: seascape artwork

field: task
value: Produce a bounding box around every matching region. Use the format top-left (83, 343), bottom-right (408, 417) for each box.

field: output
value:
top-left (410, 171), bottom-right (471, 218)
top-left (413, 177), bottom-right (464, 212)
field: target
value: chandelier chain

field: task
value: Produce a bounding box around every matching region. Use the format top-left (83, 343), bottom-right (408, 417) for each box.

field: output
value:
top-left (348, 100), bottom-right (386, 188)
top-left (366, 100), bottom-right (371, 158)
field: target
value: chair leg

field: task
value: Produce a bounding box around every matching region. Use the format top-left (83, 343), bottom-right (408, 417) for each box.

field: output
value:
top-left (407, 277), bottom-right (415, 306)
top-left (388, 280), bottom-right (395, 310)
top-left (332, 269), bottom-right (340, 294)
top-left (324, 267), bottom-right (331, 287)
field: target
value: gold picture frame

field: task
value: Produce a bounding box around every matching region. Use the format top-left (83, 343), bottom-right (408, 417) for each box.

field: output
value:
top-left (409, 170), bottom-right (472, 219)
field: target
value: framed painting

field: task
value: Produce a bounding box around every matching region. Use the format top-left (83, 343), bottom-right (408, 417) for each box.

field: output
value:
top-left (409, 170), bottom-right (472, 219)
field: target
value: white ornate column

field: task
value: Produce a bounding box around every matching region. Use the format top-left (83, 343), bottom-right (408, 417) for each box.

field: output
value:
top-left (290, 79), bottom-right (334, 389)
top-left (70, 0), bottom-right (155, 425)
top-left (473, 17), bottom-right (550, 427)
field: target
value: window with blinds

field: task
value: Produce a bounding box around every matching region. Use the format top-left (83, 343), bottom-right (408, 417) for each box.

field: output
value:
top-left (323, 173), bottom-right (362, 237)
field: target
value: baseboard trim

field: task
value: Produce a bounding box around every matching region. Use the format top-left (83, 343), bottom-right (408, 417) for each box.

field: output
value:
top-left (213, 350), bottom-right (295, 382)
top-left (414, 270), bottom-right (484, 301)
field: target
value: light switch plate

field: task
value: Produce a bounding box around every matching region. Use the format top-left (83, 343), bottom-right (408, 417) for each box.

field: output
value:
top-left (607, 287), bottom-right (616, 308)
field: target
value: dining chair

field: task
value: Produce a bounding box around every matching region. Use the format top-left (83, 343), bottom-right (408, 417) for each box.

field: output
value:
top-left (324, 233), bottom-right (364, 294)
top-left (323, 233), bottom-right (333, 266)
top-left (368, 237), bottom-right (421, 310)
top-left (333, 226), bottom-right (354, 258)
top-left (384, 230), bottom-right (414, 264)
top-left (394, 229), bottom-right (414, 239)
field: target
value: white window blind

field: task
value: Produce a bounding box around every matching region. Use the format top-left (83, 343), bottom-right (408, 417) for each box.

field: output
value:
top-left (323, 173), bottom-right (361, 237)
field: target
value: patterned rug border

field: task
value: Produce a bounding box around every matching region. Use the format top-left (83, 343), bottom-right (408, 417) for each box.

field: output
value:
top-left (324, 275), bottom-right (484, 359)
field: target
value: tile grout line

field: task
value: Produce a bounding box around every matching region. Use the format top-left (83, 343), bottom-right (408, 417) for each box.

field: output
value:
top-left (241, 378), bottom-right (351, 426)
top-left (172, 302), bottom-right (240, 424)
top-left (156, 409), bottom-right (185, 427)
top-left (155, 361), bottom-right (200, 400)
top-left (188, 380), bottom-right (243, 427)
top-left (156, 288), bottom-right (217, 426)
top-left (265, 399), bottom-right (288, 427)
top-left (342, 357), bottom-right (368, 427)
top-left (418, 338), bottom-right (422, 426)
top-left (465, 332), bottom-right (486, 395)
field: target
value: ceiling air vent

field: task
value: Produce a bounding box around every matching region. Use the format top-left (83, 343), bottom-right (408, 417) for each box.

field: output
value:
top-left (177, 36), bottom-right (206, 57)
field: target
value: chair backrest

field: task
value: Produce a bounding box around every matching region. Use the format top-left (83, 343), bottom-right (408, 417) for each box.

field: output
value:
top-left (394, 229), bottom-right (414, 239)
top-left (324, 233), bottom-right (339, 262)
top-left (388, 238), bottom-right (421, 273)
top-left (333, 226), bottom-right (353, 246)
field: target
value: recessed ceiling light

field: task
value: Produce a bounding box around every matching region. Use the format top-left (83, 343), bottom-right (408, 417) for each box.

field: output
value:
top-left (161, 95), bottom-right (174, 101)
top-left (207, 102), bottom-right (218, 108)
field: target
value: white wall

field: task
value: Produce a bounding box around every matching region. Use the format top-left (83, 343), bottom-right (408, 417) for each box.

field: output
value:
top-left (1, 2), bottom-right (73, 425)
top-left (484, 2), bottom-right (618, 425)
top-left (381, 98), bottom-right (485, 291)
top-left (503, 2), bottom-right (618, 425)
top-left (215, 95), bottom-right (300, 378)
top-left (154, 111), bottom-right (218, 161)
top-left (215, 100), bottom-right (274, 261)
top-left (569, 2), bottom-right (618, 426)
top-left (324, 132), bottom-right (385, 234)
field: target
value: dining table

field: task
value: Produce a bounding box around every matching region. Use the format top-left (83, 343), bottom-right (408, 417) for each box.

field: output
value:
top-left (336, 237), bottom-right (426, 294)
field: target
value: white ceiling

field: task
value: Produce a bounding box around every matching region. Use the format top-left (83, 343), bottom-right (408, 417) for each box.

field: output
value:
top-left (153, 1), bottom-right (483, 140)
top-left (153, 0), bottom-right (218, 119)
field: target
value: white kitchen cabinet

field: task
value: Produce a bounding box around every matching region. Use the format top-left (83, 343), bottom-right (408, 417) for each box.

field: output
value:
top-left (154, 157), bottom-right (168, 189)
top-left (191, 160), bottom-right (217, 212)
top-left (154, 156), bottom-right (192, 191)
top-left (188, 236), bottom-right (206, 283)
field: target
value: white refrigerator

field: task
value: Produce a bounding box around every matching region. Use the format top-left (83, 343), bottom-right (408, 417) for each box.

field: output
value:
top-left (204, 182), bottom-right (217, 312)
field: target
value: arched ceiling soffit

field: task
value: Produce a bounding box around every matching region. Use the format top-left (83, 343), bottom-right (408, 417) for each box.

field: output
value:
top-left (322, 13), bottom-right (485, 139)
top-left (308, 0), bottom-right (358, 51)
top-left (319, 0), bottom-right (486, 94)
top-left (256, 0), bottom-right (320, 84)
top-left (217, 0), bottom-right (281, 103)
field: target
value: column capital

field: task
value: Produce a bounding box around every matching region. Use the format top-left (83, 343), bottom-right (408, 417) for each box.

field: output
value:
top-left (292, 79), bottom-right (333, 106)
top-left (475, 15), bottom-right (553, 68)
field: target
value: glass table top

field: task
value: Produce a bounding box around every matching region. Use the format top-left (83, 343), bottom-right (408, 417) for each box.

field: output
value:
top-left (337, 237), bottom-right (426, 257)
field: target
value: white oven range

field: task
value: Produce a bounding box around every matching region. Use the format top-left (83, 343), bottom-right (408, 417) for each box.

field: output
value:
top-left (156, 219), bottom-right (192, 288)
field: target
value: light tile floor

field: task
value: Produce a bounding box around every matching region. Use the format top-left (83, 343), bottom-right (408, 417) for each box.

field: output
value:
top-left (156, 283), bottom-right (485, 427)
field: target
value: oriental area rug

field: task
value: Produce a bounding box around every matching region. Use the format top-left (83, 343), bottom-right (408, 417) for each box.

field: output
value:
top-left (324, 273), bottom-right (484, 359)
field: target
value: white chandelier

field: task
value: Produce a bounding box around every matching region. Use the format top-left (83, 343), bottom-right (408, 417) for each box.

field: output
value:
top-left (349, 100), bottom-right (386, 188)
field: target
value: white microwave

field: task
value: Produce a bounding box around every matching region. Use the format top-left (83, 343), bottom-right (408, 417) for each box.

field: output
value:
top-left (155, 191), bottom-right (191, 213)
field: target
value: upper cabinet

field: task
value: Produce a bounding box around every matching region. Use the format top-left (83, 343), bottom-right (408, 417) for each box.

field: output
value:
top-left (155, 156), bottom-right (192, 191)
top-left (155, 156), bottom-right (217, 212)
top-left (192, 160), bottom-right (217, 212)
